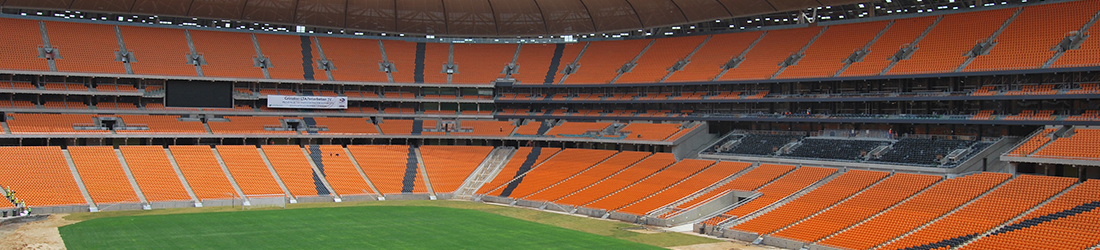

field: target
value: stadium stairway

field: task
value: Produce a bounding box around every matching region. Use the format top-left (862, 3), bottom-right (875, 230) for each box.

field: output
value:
top-left (255, 147), bottom-right (297, 203)
top-left (497, 147), bottom-right (554, 197)
top-left (340, 146), bottom-right (383, 197)
top-left (412, 147), bottom-right (437, 199)
top-left (453, 147), bottom-right (517, 199)
top-left (543, 44), bottom-right (566, 84)
top-left (302, 146), bottom-right (338, 200)
top-left (401, 147), bottom-right (421, 193)
top-left (60, 149), bottom-right (101, 211)
top-left (873, 174), bottom-right (1014, 250)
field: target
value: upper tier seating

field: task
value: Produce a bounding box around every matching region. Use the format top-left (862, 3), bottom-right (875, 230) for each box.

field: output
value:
top-left (189, 30), bottom-right (264, 79)
top-left (513, 43), bottom-right (584, 85)
top-left (841, 16), bottom-right (937, 76)
top-left (0, 18), bottom-right (49, 71)
top-left (968, 0), bottom-right (1100, 71)
top-left (888, 8), bottom-right (1016, 75)
top-left (617, 36), bottom-right (707, 83)
top-left (315, 37), bottom-right (388, 82)
top-left (254, 34), bottom-right (311, 80)
top-left (44, 21), bottom-right (127, 74)
top-left (720, 27), bottom-right (823, 80)
top-left (120, 26), bottom-right (195, 76)
top-left (450, 43), bottom-right (514, 84)
top-left (778, 21), bottom-right (889, 79)
top-left (562, 40), bottom-right (651, 84)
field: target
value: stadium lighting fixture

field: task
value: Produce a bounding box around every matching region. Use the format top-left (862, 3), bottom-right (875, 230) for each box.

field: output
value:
top-left (858, 4), bottom-right (865, 8)
top-left (715, 20), bottom-right (721, 22)
top-left (671, 26), bottom-right (681, 29)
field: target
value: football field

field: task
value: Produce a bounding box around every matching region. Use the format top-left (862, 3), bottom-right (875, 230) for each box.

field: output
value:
top-left (59, 205), bottom-right (668, 249)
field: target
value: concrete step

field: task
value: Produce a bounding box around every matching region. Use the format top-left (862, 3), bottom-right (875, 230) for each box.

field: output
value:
top-left (162, 148), bottom-right (201, 206)
top-left (256, 147), bottom-right (296, 203)
top-left (341, 146), bottom-right (384, 199)
top-left (455, 147), bottom-right (517, 199)
top-left (62, 149), bottom-right (100, 211)
top-left (413, 147), bottom-right (436, 199)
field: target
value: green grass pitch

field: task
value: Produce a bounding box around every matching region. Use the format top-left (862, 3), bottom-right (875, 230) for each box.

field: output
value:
top-left (59, 206), bottom-right (665, 249)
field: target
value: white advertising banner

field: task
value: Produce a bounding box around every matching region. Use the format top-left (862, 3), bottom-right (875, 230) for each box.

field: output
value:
top-left (267, 95), bottom-right (348, 109)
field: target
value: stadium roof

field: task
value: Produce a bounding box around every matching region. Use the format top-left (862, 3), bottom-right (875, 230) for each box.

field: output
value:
top-left (0, 0), bottom-right (866, 36)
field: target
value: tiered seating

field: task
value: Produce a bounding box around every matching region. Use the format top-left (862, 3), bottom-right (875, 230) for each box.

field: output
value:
top-left (67, 146), bottom-right (139, 204)
top-left (0, 18), bottom-right (49, 71)
top-left (315, 37), bottom-right (388, 82)
top-left (311, 117), bottom-right (379, 135)
top-left (784, 138), bottom-right (889, 161)
top-left (519, 151), bottom-right (650, 202)
top-left (544, 122), bottom-right (610, 136)
top-left (779, 21), bottom-right (889, 78)
top-left (585, 159), bottom-right (715, 211)
top-left (346, 145), bottom-right (426, 194)
top-left (255, 34), bottom-right (310, 80)
top-left (971, 86), bottom-right (998, 96)
top-left (513, 43), bottom-right (584, 84)
top-left (874, 138), bottom-right (975, 166)
top-left (114, 115), bottom-right (207, 134)
top-left (0, 146), bottom-right (85, 207)
top-left (819, 172), bottom-right (1011, 250)
top-left (665, 164), bottom-right (796, 217)
top-left (422, 43), bottom-right (451, 83)
top-left (1007, 128), bottom-right (1056, 156)
top-left (1004, 110), bottom-right (1055, 120)
top-left (960, 180), bottom-right (1100, 250)
top-left (451, 44), bottom-right (514, 84)
top-left (666, 31), bottom-right (763, 82)
top-left (968, 1), bottom-right (1100, 71)
top-left (262, 145), bottom-right (325, 197)
top-left (120, 26), bottom-right (195, 76)
top-left (1033, 128), bottom-right (1100, 160)
top-left (43, 21), bottom-right (126, 74)
top-left (720, 27), bottom-right (823, 80)
top-left (665, 123), bottom-right (701, 142)
top-left (477, 147), bottom-right (561, 194)
top-left (621, 123), bottom-right (682, 141)
top-left (1066, 110), bottom-right (1100, 121)
top-left (419, 146), bottom-right (494, 193)
top-left (452, 120), bottom-right (515, 136)
top-left (1005, 85), bottom-right (1057, 95)
top-left (377, 119), bottom-right (414, 135)
top-left (306, 145), bottom-right (374, 196)
top-left (1068, 83), bottom-right (1100, 94)
top-left (789, 173), bottom-right (943, 244)
top-left (563, 39), bottom-right (652, 84)
top-left (380, 40), bottom-right (418, 83)
top-left (882, 175), bottom-right (1075, 250)
top-left (617, 36), bottom-right (707, 83)
top-left (491, 149), bottom-right (619, 198)
top-left (618, 161), bottom-right (751, 215)
top-left (889, 8), bottom-right (1016, 74)
top-left (167, 145), bottom-right (238, 201)
top-left (7, 114), bottom-right (105, 134)
top-left (189, 30), bottom-right (263, 79)
top-left (215, 145), bottom-right (286, 196)
top-left (971, 110), bottom-right (995, 120)
top-left (841, 16), bottom-right (937, 76)
top-left (208, 116), bottom-right (297, 135)
top-left (118, 146), bottom-right (192, 202)
top-left (554, 153), bottom-right (677, 206)
top-left (731, 170), bottom-right (888, 234)
top-left (704, 166), bottom-right (836, 225)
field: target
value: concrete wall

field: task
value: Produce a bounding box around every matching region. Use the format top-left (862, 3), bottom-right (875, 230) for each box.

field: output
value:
top-left (95, 203), bottom-right (144, 211)
top-left (295, 196), bottom-right (336, 203)
top-left (478, 195), bottom-right (514, 204)
top-left (671, 123), bottom-right (715, 160)
top-left (574, 207), bottom-right (607, 218)
top-left (150, 201), bottom-right (198, 209)
top-left (722, 229), bottom-right (759, 242)
top-left (608, 212), bottom-right (640, 223)
top-left (383, 194), bottom-right (433, 200)
top-left (807, 243), bottom-right (849, 250)
top-left (340, 195), bottom-right (380, 202)
top-left (762, 235), bottom-right (807, 249)
top-left (659, 190), bottom-right (741, 226)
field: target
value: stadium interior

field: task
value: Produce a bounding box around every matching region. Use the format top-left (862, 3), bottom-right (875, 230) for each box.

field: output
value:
top-left (0, 0), bottom-right (1099, 248)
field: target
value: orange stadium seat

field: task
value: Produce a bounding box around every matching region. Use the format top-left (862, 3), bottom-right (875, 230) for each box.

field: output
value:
top-left (554, 153), bottom-right (677, 206)
top-left (666, 31), bottom-right (763, 82)
top-left (315, 37), bottom-right (389, 82)
top-left (215, 145), bottom-right (286, 197)
top-left (779, 21), bottom-right (889, 79)
top-left (967, 1), bottom-right (1100, 71)
top-left (888, 8), bottom-right (1016, 75)
top-left (68, 146), bottom-right (140, 204)
top-left (255, 34), bottom-right (313, 80)
top-left (262, 145), bottom-right (326, 197)
top-left (720, 27), bottom-right (822, 80)
top-left (489, 149), bottom-right (620, 198)
top-left (731, 170), bottom-right (889, 235)
top-left (451, 44), bottom-right (515, 84)
top-left (44, 21), bottom-right (127, 74)
top-left (616, 36), bottom-right (707, 83)
top-left (512, 43), bottom-right (584, 85)
top-left (585, 159), bottom-right (716, 211)
top-left (307, 145), bottom-right (375, 196)
top-left (841, 16), bottom-right (937, 76)
top-left (167, 145), bottom-right (239, 201)
top-left (476, 147), bottom-right (561, 195)
top-left (346, 145), bottom-right (427, 194)
top-left (419, 146), bottom-right (494, 193)
top-left (121, 26), bottom-right (195, 76)
top-left (563, 40), bottom-right (652, 84)
top-left (0, 146), bottom-right (86, 207)
top-left (617, 161), bottom-right (752, 215)
top-left (189, 30), bottom-right (264, 79)
top-left (118, 146), bottom-right (192, 202)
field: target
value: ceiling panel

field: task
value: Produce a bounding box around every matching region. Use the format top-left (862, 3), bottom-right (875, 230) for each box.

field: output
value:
top-left (625, 0), bottom-right (686, 28)
top-left (395, 0), bottom-right (447, 34)
top-left (673, 0), bottom-right (732, 22)
top-left (346, 0), bottom-right (395, 32)
top-left (2, 0), bottom-right (74, 10)
top-left (130, 0), bottom-right (191, 16)
top-left (443, 0), bottom-right (496, 36)
top-left (295, 0), bottom-right (346, 27)
top-left (717, 0), bottom-right (776, 17)
top-left (242, 0), bottom-right (297, 24)
top-left (188, 0), bottom-right (248, 20)
top-left (69, 0), bottom-right (135, 13)
top-left (489, 0), bottom-right (546, 36)
top-left (581, 0), bottom-right (642, 32)
top-left (534, 0), bottom-right (595, 34)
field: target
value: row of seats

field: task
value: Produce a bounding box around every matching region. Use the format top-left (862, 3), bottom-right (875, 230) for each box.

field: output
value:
top-left (730, 170), bottom-right (889, 234)
top-left (662, 163), bottom-right (796, 218)
top-left (2, 1), bottom-right (1099, 84)
top-left (712, 134), bottom-right (991, 167)
top-left (960, 180), bottom-right (1100, 250)
top-left (519, 151), bottom-right (651, 202)
top-left (703, 166), bottom-right (837, 225)
top-left (476, 147), bottom-right (562, 195)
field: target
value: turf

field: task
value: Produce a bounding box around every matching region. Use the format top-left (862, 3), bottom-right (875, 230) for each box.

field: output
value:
top-left (59, 206), bottom-right (665, 249)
